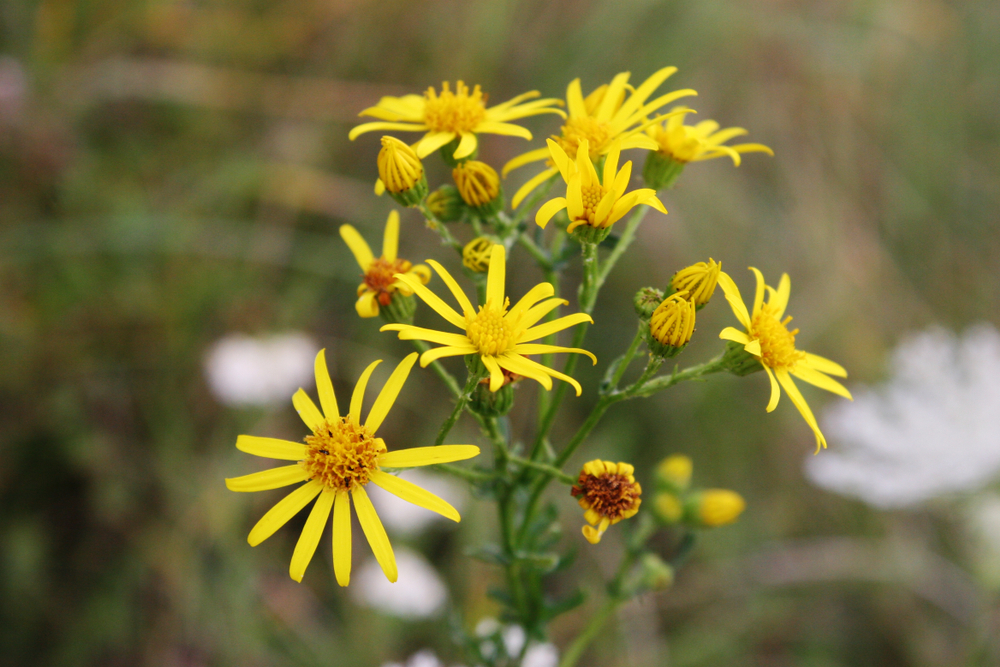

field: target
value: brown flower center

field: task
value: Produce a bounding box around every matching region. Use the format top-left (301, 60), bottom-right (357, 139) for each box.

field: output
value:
top-left (572, 471), bottom-right (641, 521)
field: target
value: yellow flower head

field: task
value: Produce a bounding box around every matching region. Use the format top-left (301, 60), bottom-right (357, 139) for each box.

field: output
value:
top-left (340, 211), bottom-right (432, 318)
top-left (504, 68), bottom-right (696, 208)
top-left (462, 237), bottom-right (494, 273)
top-left (656, 454), bottom-right (693, 491)
top-left (696, 489), bottom-right (746, 527)
top-left (535, 139), bottom-right (666, 235)
top-left (649, 291), bottom-right (696, 349)
top-left (648, 107), bottom-right (773, 166)
top-left (717, 268), bottom-right (853, 451)
top-left (377, 136), bottom-right (424, 194)
top-left (350, 81), bottom-right (566, 160)
top-left (225, 350), bottom-right (480, 585)
top-left (380, 245), bottom-right (596, 395)
top-left (672, 258), bottom-right (721, 308)
top-left (452, 160), bottom-right (501, 208)
top-left (571, 460), bottom-right (642, 544)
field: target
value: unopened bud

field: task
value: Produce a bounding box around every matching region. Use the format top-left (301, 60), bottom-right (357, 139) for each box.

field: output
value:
top-left (634, 286), bottom-right (664, 320)
top-left (656, 455), bottom-right (693, 492)
top-left (425, 184), bottom-right (465, 222)
top-left (688, 489), bottom-right (746, 527)
top-left (653, 492), bottom-right (684, 524)
top-left (672, 259), bottom-right (721, 309)
top-left (642, 150), bottom-right (685, 191)
top-left (647, 292), bottom-right (695, 357)
top-left (463, 237), bottom-right (494, 273)
top-left (453, 160), bottom-right (503, 215)
top-left (378, 136), bottom-right (428, 206)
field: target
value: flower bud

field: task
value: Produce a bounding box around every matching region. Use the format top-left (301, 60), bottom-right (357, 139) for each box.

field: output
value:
top-left (671, 259), bottom-right (721, 309)
top-left (453, 160), bottom-right (503, 216)
top-left (377, 136), bottom-right (428, 207)
top-left (656, 455), bottom-right (692, 492)
top-left (720, 340), bottom-right (764, 376)
top-left (653, 492), bottom-right (683, 524)
top-left (642, 150), bottom-right (685, 191)
top-left (425, 184), bottom-right (465, 222)
top-left (378, 291), bottom-right (417, 325)
top-left (687, 489), bottom-right (746, 527)
top-left (646, 292), bottom-right (696, 358)
top-left (469, 379), bottom-right (515, 417)
top-left (637, 553), bottom-right (674, 591)
top-left (463, 237), bottom-right (494, 273)
top-left (633, 286), bottom-right (664, 320)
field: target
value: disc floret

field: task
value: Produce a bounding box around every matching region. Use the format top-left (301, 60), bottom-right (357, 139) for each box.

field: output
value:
top-left (571, 460), bottom-right (642, 544)
top-left (301, 418), bottom-right (385, 491)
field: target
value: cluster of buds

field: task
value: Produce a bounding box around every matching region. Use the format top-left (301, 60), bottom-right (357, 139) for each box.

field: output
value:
top-left (652, 455), bottom-right (745, 528)
top-left (637, 258), bottom-right (723, 359)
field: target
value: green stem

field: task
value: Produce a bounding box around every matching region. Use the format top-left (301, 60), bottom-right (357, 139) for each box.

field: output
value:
top-left (516, 232), bottom-right (551, 269)
top-left (596, 205), bottom-right (649, 290)
top-left (558, 598), bottom-right (618, 667)
top-left (432, 462), bottom-right (493, 484)
top-left (510, 174), bottom-right (558, 227)
top-left (434, 371), bottom-right (483, 447)
top-left (608, 325), bottom-right (645, 390)
top-left (508, 455), bottom-right (575, 485)
top-left (631, 353), bottom-right (728, 397)
top-left (418, 203), bottom-right (464, 256)
top-left (409, 340), bottom-right (461, 399)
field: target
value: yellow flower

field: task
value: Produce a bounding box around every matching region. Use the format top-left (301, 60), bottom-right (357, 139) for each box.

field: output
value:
top-left (672, 258), bottom-right (721, 308)
top-left (717, 268), bottom-right (853, 451)
top-left (695, 489), bottom-right (746, 527)
top-left (656, 454), bottom-right (693, 491)
top-left (462, 237), bottom-right (494, 273)
top-left (535, 139), bottom-right (666, 234)
top-left (648, 107), bottom-right (773, 165)
top-left (349, 81), bottom-right (565, 160)
top-left (380, 245), bottom-right (596, 395)
top-left (340, 211), bottom-right (432, 318)
top-left (452, 160), bottom-right (501, 209)
top-left (226, 350), bottom-right (480, 585)
top-left (649, 291), bottom-right (696, 351)
top-left (504, 68), bottom-right (696, 208)
top-left (571, 460), bottom-right (642, 544)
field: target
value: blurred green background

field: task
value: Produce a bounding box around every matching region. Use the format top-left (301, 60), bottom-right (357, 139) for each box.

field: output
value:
top-left (2, 0), bottom-right (999, 665)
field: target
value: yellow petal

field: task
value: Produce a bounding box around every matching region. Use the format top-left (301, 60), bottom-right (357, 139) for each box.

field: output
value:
top-left (791, 365), bottom-right (853, 400)
top-left (502, 147), bottom-right (550, 178)
top-left (339, 225), bottom-right (374, 271)
top-left (355, 291), bottom-right (380, 318)
top-left (370, 470), bottom-right (460, 522)
top-left (749, 267), bottom-right (766, 318)
top-left (293, 388), bottom-right (324, 431)
top-left (613, 66), bottom-right (677, 121)
top-left (595, 71), bottom-right (631, 122)
top-left (333, 490), bottom-right (352, 586)
top-left (475, 120), bottom-right (532, 140)
top-left (426, 259), bottom-right (475, 315)
top-left (513, 166), bottom-right (561, 210)
top-left (802, 352), bottom-right (848, 378)
top-left (348, 121), bottom-right (429, 141)
top-left (485, 245), bottom-right (506, 306)
top-left (365, 353), bottom-right (417, 433)
top-left (719, 327), bottom-right (751, 346)
top-left (764, 365), bottom-right (781, 412)
top-left (352, 486), bottom-right (397, 583)
top-left (314, 349), bottom-right (339, 421)
top-left (289, 488), bottom-right (335, 582)
top-left (380, 323), bottom-right (473, 347)
top-left (511, 343), bottom-right (596, 365)
top-left (744, 339), bottom-right (762, 356)
top-left (394, 273), bottom-right (466, 329)
top-left (378, 445), bottom-right (480, 468)
top-left (418, 344), bottom-right (479, 366)
top-left (382, 211), bottom-right (399, 262)
top-left (349, 360), bottom-right (382, 424)
top-left (453, 131), bottom-right (478, 159)
top-left (416, 131), bottom-right (457, 158)
top-left (507, 282), bottom-right (555, 321)
top-left (247, 480), bottom-right (323, 546)
top-left (502, 353), bottom-right (581, 396)
top-left (715, 271), bottom-right (751, 329)
top-left (236, 435), bottom-right (306, 461)
top-left (520, 297), bottom-right (568, 329)
top-left (535, 197), bottom-right (568, 229)
top-left (519, 312), bottom-right (593, 343)
top-left (226, 464), bottom-right (309, 492)
top-left (771, 273), bottom-right (791, 319)
top-left (481, 355), bottom-right (505, 392)
top-left (494, 353), bottom-right (553, 391)
top-left (565, 78), bottom-right (586, 118)
top-left (775, 369), bottom-right (827, 451)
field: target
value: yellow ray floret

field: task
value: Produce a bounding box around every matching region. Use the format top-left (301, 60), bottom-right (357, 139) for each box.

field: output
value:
top-left (717, 268), bottom-right (852, 452)
top-left (225, 349), bottom-right (480, 585)
top-left (340, 211), bottom-right (432, 318)
top-left (380, 245), bottom-right (596, 396)
top-left (349, 81), bottom-right (565, 160)
top-left (504, 67), bottom-right (696, 208)
top-left (571, 460), bottom-right (642, 544)
top-left (648, 107), bottom-right (773, 166)
top-left (535, 139), bottom-right (666, 232)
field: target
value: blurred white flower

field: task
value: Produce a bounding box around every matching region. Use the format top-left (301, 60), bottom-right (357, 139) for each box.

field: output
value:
top-left (522, 642), bottom-right (559, 667)
top-left (204, 333), bottom-right (317, 406)
top-left (368, 469), bottom-right (467, 537)
top-left (353, 548), bottom-right (447, 619)
top-left (381, 650), bottom-right (445, 667)
top-left (502, 625), bottom-right (525, 656)
top-left (805, 325), bottom-right (1000, 508)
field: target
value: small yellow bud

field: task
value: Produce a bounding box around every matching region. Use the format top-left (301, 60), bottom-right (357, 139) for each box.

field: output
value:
top-left (672, 259), bottom-right (721, 309)
top-left (425, 185), bottom-right (464, 222)
top-left (462, 237), bottom-right (494, 273)
top-left (378, 136), bottom-right (427, 206)
top-left (453, 160), bottom-right (502, 213)
top-left (648, 291), bottom-right (696, 357)
top-left (656, 455), bottom-right (693, 491)
top-left (695, 489), bottom-right (745, 527)
top-left (654, 492), bottom-right (683, 523)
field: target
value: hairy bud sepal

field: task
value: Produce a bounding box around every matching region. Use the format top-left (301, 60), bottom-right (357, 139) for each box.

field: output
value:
top-left (643, 151), bottom-right (686, 191)
top-left (633, 287), bottom-right (664, 320)
top-left (720, 340), bottom-right (765, 376)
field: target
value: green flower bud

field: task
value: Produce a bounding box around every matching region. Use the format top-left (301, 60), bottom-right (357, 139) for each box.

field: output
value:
top-left (642, 150), bottom-right (686, 191)
top-left (634, 287), bottom-right (664, 320)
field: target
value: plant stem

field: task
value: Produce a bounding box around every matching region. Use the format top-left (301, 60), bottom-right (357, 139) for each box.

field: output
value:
top-left (434, 371), bottom-right (483, 447)
top-left (631, 353), bottom-right (728, 397)
top-left (418, 203), bottom-right (464, 256)
top-left (409, 340), bottom-right (461, 399)
top-left (558, 598), bottom-right (617, 667)
top-left (432, 462), bottom-right (493, 484)
top-left (508, 455), bottom-right (576, 485)
top-left (510, 174), bottom-right (557, 227)
top-left (596, 205), bottom-right (649, 290)
top-left (608, 325), bottom-right (645, 390)
top-left (516, 232), bottom-right (551, 269)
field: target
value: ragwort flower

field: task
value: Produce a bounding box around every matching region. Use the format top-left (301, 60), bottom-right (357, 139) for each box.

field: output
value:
top-left (226, 350), bottom-right (480, 585)
top-left (535, 139), bottom-right (666, 236)
top-left (647, 107), bottom-right (773, 165)
top-left (340, 211), bottom-right (432, 318)
top-left (571, 460), bottom-right (642, 544)
top-left (718, 268), bottom-right (852, 451)
top-left (504, 67), bottom-right (696, 208)
top-left (349, 81), bottom-right (565, 161)
top-left (380, 245), bottom-right (596, 395)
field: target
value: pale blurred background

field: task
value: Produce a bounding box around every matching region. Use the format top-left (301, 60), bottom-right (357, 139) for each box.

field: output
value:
top-left (1, 0), bottom-right (999, 665)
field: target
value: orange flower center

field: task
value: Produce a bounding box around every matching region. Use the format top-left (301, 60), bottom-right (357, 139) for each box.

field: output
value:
top-left (364, 257), bottom-right (413, 305)
top-left (750, 304), bottom-right (804, 370)
top-left (301, 418), bottom-right (384, 491)
top-left (423, 81), bottom-right (487, 134)
top-left (571, 471), bottom-right (641, 521)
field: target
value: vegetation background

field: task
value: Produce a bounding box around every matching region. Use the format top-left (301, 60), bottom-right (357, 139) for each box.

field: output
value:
top-left (1, 0), bottom-right (998, 665)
